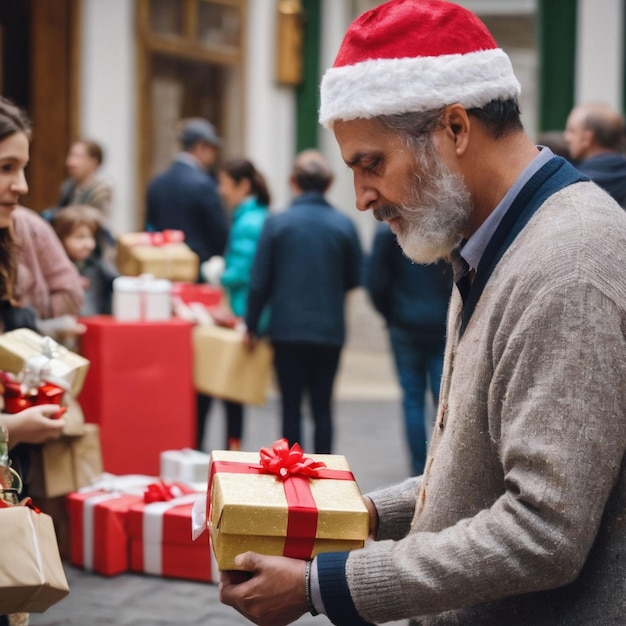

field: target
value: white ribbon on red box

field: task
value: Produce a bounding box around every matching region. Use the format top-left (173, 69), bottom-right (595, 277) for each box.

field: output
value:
top-left (142, 493), bottom-right (199, 575)
top-left (80, 474), bottom-right (157, 571)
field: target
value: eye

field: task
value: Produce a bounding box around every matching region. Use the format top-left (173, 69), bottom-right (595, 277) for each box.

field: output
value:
top-left (363, 157), bottom-right (381, 173)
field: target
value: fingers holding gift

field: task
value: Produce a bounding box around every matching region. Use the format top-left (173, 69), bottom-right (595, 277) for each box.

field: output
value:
top-left (219, 552), bottom-right (308, 626)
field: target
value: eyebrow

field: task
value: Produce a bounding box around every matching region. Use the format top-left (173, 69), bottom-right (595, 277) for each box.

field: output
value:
top-left (345, 151), bottom-right (376, 168)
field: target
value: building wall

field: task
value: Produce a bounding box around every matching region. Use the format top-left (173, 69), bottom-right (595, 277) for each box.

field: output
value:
top-left (79, 0), bottom-right (136, 235)
top-left (243, 2), bottom-right (296, 214)
top-left (576, 0), bottom-right (624, 109)
top-left (75, 0), bottom-right (625, 243)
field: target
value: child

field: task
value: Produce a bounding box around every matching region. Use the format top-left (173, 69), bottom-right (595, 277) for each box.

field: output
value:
top-left (51, 204), bottom-right (118, 316)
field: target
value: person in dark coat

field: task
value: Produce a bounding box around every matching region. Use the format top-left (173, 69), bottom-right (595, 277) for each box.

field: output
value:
top-left (145, 117), bottom-right (229, 271)
top-left (145, 118), bottom-right (229, 450)
top-left (564, 102), bottom-right (626, 207)
top-left (245, 150), bottom-right (362, 454)
top-left (366, 222), bottom-right (452, 475)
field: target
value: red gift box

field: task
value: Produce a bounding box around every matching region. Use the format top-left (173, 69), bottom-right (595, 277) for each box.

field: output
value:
top-left (170, 282), bottom-right (222, 309)
top-left (78, 316), bottom-right (195, 475)
top-left (67, 489), bottom-right (144, 576)
top-left (128, 492), bottom-right (214, 582)
top-left (1, 374), bottom-right (64, 414)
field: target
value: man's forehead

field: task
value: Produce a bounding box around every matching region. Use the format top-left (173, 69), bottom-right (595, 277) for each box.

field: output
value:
top-left (334, 118), bottom-right (395, 158)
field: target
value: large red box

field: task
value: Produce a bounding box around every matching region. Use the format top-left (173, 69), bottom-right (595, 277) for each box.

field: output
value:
top-left (78, 316), bottom-right (195, 475)
top-left (128, 495), bottom-right (214, 582)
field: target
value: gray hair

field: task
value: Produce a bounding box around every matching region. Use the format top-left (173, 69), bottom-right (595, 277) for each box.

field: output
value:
top-left (292, 149), bottom-right (334, 193)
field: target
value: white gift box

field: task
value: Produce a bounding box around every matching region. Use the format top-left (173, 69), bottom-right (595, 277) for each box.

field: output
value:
top-left (160, 448), bottom-right (211, 484)
top-left (112, 274), bottom-right (171, 321)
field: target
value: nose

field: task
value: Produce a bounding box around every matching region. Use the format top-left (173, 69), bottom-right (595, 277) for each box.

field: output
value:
top-left (354, 180), bottom-right (378, 213)
top-left (11, 169), bottom-right (28, 195)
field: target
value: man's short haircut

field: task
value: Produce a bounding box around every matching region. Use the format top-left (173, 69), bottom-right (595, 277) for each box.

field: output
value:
top-left (76, 139), bottom-right (104, 166)
top-left (378, 98), bottom-right (523, 144)
top-left (466, 98), bottom-right (524, 139)
top-left (584, 109), bottom-right (625, 151)
top-left (292, 150), bottom-right (333, 193)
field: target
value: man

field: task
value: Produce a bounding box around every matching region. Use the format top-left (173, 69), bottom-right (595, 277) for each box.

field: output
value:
top-left (245, 150), bottom-right (362, 454)
top-left (564, 102), bottom-right (626, 207)
top-left (366, 222), bottom-right (452, 477)
top-left (146, 117), bottom-right (229, 450)
top-left (145, 117), bottom-right (229, 272)
top-left (58, 139), bottom-right (113, 219)
top-left (219, 1), bottom-right (626, 625)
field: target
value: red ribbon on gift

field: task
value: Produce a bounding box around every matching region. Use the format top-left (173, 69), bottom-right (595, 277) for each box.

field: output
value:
top-left (144, 480), bottom-right (197, 503)
top-left (134, 230), bottom-right (185, 247)
top-left (1, 376), bottom-right (64, 414)
top-left (208, 438), bottom-right (355, 560)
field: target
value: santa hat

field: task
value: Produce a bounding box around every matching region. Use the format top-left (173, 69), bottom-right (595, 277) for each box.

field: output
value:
top-left (319, 0), bottom-right (521, 128)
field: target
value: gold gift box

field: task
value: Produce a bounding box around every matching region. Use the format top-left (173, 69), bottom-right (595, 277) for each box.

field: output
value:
top-left (208, 450), bottom-right (369, 570)
top-left (28, 424), bottom-right (103, 499)
top-left (116, 232), bottom-right (199, 282)
top-left (0, 328), bottom-right (90, 397)
top-left (193, 326), bottom-right (273, 405)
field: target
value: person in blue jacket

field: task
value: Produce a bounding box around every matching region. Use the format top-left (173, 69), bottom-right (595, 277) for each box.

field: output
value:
top-left (217, 158), bottom-right (271, 330)
top-left (245, 150), bottom-right (362, 454)
top-left (366, 222), bottom-right (453, 475)
top-left (145, 118), bottom-right (229, 273)
top-left (145, 118), bottom-right (229, 450)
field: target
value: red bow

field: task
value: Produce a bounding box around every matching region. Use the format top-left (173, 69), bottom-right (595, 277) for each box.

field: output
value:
top-left (144, 480), bottom-right (195, 503)
top-left (134, 230), bottom-right (184, 247)
top-left (259, 439), bottom-right (327, 480)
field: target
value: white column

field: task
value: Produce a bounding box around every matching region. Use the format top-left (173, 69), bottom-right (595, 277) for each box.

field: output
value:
top-left (79, 0), bottom-right (136, 234)
top-left (319, 0), bottom-right (376, 248)
top-left (576, 0), bottom-right (624, 109)
top-left (244, 2), bottom-right (295, 212)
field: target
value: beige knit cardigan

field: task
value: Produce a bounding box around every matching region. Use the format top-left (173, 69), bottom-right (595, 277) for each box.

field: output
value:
top-left (351, 181), bottom-right (626, 625)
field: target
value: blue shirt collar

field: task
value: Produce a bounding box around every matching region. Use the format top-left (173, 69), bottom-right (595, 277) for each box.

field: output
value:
top-left (460, 147), bottom-right (554, 271)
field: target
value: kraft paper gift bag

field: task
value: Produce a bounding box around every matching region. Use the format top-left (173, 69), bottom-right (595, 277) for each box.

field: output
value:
top-left (192, 325), bottom-right (273, 405)
top-left (0, 505), bottom-right (69, 614)
top-left (28, 424), bottom-right (103, 499)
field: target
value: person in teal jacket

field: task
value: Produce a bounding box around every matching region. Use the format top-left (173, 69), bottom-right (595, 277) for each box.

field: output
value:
top-left (218, 158), bottom-right (271, 330)
top-left (203, 158), bottom-right (271, 450)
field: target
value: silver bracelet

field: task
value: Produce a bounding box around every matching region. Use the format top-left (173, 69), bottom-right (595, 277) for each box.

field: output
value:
top-left (304, 559), bottom-right (319, 616)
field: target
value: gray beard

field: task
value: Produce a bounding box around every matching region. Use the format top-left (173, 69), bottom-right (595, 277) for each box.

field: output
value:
top-left (374, 153), bottom-right (472, 264)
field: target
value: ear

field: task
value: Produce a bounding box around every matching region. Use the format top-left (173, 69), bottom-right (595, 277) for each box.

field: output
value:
top-left (239, 177), bottom-right (252, 195)
top-left (581, 127), bottom-right (595, 151)
top-left (441, 104), bottom-right (471, 156)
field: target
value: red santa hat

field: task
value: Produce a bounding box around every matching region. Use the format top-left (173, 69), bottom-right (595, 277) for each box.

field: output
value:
top-left (319, 0), bottom-right (521, 128)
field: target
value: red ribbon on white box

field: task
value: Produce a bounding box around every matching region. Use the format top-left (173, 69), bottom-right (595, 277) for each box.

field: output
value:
top-left (142, 493), bottom-right (199, 575)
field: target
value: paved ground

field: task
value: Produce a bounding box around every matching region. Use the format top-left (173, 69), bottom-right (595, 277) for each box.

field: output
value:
top-left (30, 345), bottom-right (415, 626)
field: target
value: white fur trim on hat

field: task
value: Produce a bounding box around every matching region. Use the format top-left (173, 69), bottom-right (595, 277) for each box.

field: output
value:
top-left (319, 48), bottom-right (521, 128)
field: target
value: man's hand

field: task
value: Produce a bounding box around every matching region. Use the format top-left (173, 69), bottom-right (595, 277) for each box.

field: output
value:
top-left (219, 552), bottom-right (308, 626)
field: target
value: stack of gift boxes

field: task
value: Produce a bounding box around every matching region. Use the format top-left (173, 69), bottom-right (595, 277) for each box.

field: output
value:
top-left (0, 328), bottom-right (101, 499)
top-left (66, 440), bottom-right (370, 585)
top-left (67, 450), bottom-right (216, 581)
top-left (0, 231), bottom-right (368, 587)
